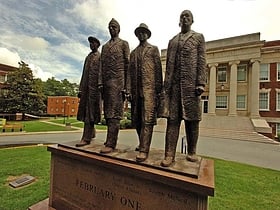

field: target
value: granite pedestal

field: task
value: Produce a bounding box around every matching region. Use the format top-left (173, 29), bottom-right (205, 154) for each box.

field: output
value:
top-left (29, 140), bottom-right (214, 210)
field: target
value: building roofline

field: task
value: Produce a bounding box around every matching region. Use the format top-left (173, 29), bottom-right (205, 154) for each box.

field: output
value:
top-left (0, 63), bottom-right (18, 72)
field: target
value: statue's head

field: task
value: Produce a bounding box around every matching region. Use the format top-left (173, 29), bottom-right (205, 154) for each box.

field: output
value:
top-left (88, 36), bottom-right (100, 48)
top-left (134, 23), bottom-right (151, 39)
top-left (179, 10), bottom-right (194, 27)
top-left (108, 18), bottom-right (120, 37)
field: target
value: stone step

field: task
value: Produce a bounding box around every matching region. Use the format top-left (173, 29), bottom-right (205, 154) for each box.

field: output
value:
top-left (199, 128), bottom-right (278, 144)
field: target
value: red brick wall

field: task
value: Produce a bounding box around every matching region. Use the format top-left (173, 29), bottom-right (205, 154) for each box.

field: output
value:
top-left (47, 96), bottom-right (79, 116)
top-left (260, 63), bottom-right (280, 118)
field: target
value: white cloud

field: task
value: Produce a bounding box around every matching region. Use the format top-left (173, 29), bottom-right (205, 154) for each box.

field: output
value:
top-left (29, 63), bottom-right (54, 81)
top-left (18, 36), bottom-right (49, 51)
top-left (1, 33), bottom-right (49, 51)
top-left (53, 41), bottom-right (88, 63)
top-left (1, 0), bottom-right (280, 84)
top-left (68, 0), bottom-right (116, 30)
top-left (0, 48), bottom-right (21, 67)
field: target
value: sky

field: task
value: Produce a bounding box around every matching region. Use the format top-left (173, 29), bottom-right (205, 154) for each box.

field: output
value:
top-left (0, 0), bottom-right (279, 84)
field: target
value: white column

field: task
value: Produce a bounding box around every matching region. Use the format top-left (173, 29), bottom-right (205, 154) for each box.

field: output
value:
top-left (208, 63), bottom-right (218, 115)
top-left (250, 59), bottom-right (260, 118)
top-left (228, 61), bottom-right (240, 116)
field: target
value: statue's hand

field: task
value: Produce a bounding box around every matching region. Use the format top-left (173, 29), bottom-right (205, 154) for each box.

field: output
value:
top-left (98, 85), bottom-right (104, 94)
top-left (195, 86), bottom-right (204, 96)
top-left (121, 90), bottom-right (126, 101)
top-left (126, 93), bottom-right (132, 102)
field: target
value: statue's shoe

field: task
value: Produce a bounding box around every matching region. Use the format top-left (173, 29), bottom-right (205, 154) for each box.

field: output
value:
top-left (186, 154), bottom-right (198, 162)
top-left (75, 140), bottom-right (90, 147)
top-left (100, 146), bottom-right (114, 154)
top-left (136, 152), bottom-right (148, 162)
top-left (160, 156), bottom-right (175, 167)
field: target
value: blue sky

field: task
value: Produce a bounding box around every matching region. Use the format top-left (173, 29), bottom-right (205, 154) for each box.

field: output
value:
top-left (0, 0), bottom-right (279, 83)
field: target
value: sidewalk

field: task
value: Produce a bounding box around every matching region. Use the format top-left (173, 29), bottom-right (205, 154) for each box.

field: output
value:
top-left (155, 118), bottom-right (279, 145)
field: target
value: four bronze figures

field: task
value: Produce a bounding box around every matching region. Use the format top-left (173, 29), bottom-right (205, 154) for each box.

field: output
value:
top-left (76, 10), bottom-right (206, 167)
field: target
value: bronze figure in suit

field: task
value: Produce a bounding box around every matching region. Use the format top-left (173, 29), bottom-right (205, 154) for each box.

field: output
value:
top-left (160, 10), bottom-right (207, 166)
top-left (76, 36), bottom-right (101, 147)
top-left (99, 18), bottom-right (130, 153)
top-left (127, 23), bottom-right (163, 162)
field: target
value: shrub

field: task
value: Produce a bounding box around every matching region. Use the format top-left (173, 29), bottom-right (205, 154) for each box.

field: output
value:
top-left (120, 118), bottom-right (132, 129)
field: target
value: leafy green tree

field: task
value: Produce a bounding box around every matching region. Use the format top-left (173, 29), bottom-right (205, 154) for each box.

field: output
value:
top-left (42, 77), bottom-right (79, 96)
top-left (0, 61), bottom-right (46, 115)
top-left (61, 79), bottom-right (79, 96)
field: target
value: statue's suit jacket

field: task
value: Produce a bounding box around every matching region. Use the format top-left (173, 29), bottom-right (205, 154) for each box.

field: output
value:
top-left (100, 37), bottom-right (130, 120)
top-left (77, 51), bottom-right (101, 124)
top-left (161, 30), bottom-right (206, 121)
top-left (128, 43), bottom-right (163, 126)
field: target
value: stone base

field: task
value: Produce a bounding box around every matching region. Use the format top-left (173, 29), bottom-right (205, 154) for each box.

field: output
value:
top-left (31, 140), bottom-right (214, 210)
top-left (28, 198), bottom-right (54, 210)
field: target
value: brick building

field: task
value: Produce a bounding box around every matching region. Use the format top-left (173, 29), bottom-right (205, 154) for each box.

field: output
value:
top-left (259, 40), bottom-right (280, 136)
top-left (47, 96), bottom-right (79, 117)
top-left (0, 63), bottom-right (17, 93)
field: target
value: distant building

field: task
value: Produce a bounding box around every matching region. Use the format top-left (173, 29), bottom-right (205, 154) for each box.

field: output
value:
top-left (161, 32), bottom-right (280, 137)
top-left (0, 63), bottom-right (17, 94)
top-left (47, 96), bottom-right (79, 117)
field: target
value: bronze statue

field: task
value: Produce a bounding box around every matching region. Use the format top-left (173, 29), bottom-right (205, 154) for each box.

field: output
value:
top-left (99, 18), bottom-right (130, 153)
top-left (127, 23), bottom-right (163, 162)
top-left (76, 36), bottom-right (101, 147)
top-left (160, 10), bottom-right (206, 167)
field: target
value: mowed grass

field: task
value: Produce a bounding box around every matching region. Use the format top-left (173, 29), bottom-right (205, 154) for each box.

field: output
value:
top-left (0, 146), bottom-right (50, 210)
top-left (22, 120), bottom-right (78, 132)
top-left (209, 158), bottom-right (280, 210)
top-left (0, 146), bottom-right (279, 210)
top-left (2, 118), bottom-right (107, 133)
top-left (49, 117), bottom-right (107, 130)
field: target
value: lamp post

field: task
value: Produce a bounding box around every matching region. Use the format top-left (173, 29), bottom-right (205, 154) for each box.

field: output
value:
top-left (63, 99), bottom-right (66, 124)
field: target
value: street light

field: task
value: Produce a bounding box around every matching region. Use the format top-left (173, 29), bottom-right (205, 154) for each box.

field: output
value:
top-left (63, 99), bottom-right (66, 124)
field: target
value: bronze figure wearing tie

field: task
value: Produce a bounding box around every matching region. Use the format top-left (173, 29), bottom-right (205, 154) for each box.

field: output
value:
top-left (160, 10), bottom-right (207, 166)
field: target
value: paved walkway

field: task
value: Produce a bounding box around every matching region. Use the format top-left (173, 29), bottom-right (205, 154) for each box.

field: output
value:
top-left (0, 118), bottom-right (279, 171)
top-left (155, 118), bottom-right (279, 145)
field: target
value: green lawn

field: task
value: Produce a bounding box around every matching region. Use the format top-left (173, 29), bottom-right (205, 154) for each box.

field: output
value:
top-left (23, 120), bottom-right (78, 132)
top-left (1, 118), bottom-right (107, 133)
top-left (49, 117), bottom-right (107, 130)
top-left (0, 146), bottom-right (50, 210)
top-left (209, 158), bottom-right (280, 210)
top-left (0, 146), bottom-right (279, 210)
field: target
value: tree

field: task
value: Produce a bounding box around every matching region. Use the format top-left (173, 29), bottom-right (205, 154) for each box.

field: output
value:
top-left (42, 77), bottom-right (79, 97)
top-left (0, 61), bottom-right (46, 115)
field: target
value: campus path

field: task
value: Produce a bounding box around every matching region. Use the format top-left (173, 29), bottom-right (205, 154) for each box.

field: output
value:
top-left (0, 127), bottom-right (279, 171)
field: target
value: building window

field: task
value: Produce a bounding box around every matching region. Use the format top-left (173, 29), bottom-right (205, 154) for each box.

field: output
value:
top-left (0, 75), bottom-right (6, 83)
top-left (237, 64), bottom-right (247, 82)
top-left (217, 66), bottom-right (227, 83)
top-left (259, 92), bottom-right (269, 111)
top-left (259, 64), bottom-right (269, 81)
top-left (277, 63), bottom-right (280, 81)
top-left (216, 96), bottom-right (227, 109)
top-left (237, 95), bottom-right (246, 110)
top-left (276, 123), bottom-right (280, 137)
top-left (276, 91), bottom-right (280, 111)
